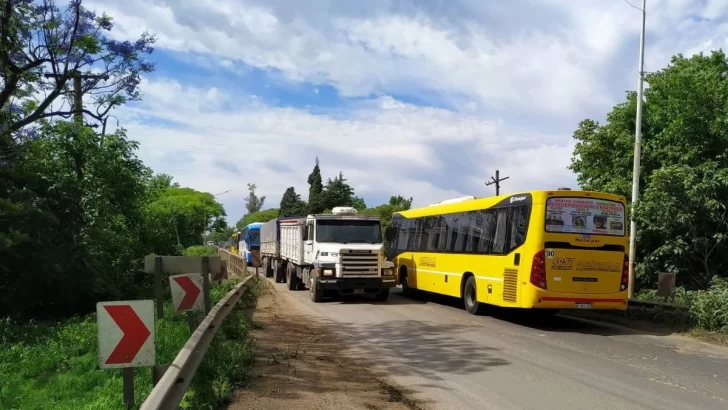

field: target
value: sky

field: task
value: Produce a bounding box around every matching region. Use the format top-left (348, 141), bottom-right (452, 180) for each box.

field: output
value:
top-left (84, 0), bottom-right (728, 224)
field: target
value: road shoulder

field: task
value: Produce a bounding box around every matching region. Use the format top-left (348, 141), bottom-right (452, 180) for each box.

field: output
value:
top-left (224, 279), bottom-right (424, 410)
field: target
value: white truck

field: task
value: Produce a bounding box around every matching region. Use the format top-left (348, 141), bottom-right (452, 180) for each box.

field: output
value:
top-left (259, 206), bottom-right (396, 302)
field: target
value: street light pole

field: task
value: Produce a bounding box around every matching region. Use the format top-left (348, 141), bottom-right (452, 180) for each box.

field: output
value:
top-left (628, 0), bottom-right (647, 300)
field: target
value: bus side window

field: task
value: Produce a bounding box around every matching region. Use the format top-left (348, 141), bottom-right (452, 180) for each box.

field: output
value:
top-left (492, 209), bottom-right (509, 254)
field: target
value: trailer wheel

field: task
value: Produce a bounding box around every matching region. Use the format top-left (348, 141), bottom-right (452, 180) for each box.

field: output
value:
top-left (274, 260), bottom-right (285, 283)
top-left (309, 277), bottom-right (324, 302)
top-left (295, 265), bottom-right (306, 290)
top-left (286, 263), bottom-right (297, 291)
top-left (264, 258), bottom-right (274, 278)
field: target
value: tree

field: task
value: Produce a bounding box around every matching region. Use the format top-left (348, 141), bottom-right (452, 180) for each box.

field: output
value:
top-left (236, 208), bottom-right (279, 230)
top-left (244, 182), bottom-right (265, 214)
top-left (323, 171), bottom-right (355, 209)
top-left (351, 196), bottom-right (366, 210)
top-left (307, 157), bottom-right (325, 214)
top-left (0, 0), bottom-right (156, 139)
top-left (569, 50), bottom-right (728, 289)
top-left (388, 195), bottom-right (413, 210)
top-left (146, 186), bottom-right (226, 251)
top-left (279, 186), bottom-right (307, 217)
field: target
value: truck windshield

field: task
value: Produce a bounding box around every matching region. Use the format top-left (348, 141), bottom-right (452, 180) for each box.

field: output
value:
top-left (316, 220), bottom-right (382, 244)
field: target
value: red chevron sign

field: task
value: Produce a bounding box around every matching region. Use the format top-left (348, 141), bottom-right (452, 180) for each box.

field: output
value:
top-left (97, 300), bottom-right (155, 369)
top-left (169, 273), bottom-right (204, 312)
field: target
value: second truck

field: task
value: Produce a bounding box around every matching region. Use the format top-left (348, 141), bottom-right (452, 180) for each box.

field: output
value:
top-left (259, 206), bottom-right (396, 302)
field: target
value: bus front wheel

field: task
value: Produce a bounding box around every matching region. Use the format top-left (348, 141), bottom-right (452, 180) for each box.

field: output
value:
top-left (463, 276), bottom-right (486, 315)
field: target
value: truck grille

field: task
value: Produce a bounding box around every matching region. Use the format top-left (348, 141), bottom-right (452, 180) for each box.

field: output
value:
top-left (340, 249), bottom-right (379, 276)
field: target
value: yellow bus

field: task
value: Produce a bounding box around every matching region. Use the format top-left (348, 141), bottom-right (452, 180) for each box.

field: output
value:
top-left (385, 189), bottom-right (629, 315)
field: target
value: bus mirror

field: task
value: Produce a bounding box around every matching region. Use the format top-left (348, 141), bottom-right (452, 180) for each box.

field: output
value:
top-left (384, 226), bottom-right (395, 241)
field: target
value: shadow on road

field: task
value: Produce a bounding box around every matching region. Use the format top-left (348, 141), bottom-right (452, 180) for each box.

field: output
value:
top-left (394, 287), bottom-right (677, 337)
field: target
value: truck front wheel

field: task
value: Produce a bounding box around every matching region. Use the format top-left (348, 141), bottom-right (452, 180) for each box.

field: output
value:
top-left (374, 287), bottom-right (390, 302)
top-left (309, 277), bottom-right (324, 302)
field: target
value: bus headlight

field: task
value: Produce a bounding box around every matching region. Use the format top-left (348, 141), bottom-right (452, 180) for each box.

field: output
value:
top-left (382, 268), bottom-right (394, 276)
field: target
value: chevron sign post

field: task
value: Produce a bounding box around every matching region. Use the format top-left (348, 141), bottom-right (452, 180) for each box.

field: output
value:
top-left (97, 300), bottom-right (155, 409)
top-left (169, 273), bottom-right (204, 333)
top-left (169, 273), bottom-right (204, 312)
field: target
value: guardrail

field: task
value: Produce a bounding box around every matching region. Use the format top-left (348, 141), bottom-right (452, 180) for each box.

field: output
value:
top-left (140, 270), bottom-right (254, 410)
top-left (628, 298), bottom-right (688, 311)
top-left (218, 248), bottom-right (251, 277)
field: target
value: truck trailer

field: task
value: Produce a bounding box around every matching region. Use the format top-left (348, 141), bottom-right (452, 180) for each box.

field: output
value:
top-left (259, 207), bottom-right (396, 302)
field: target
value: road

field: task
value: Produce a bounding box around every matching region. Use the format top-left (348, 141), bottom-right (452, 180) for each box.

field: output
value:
top-left (260, 276), bottom-right (728, 410)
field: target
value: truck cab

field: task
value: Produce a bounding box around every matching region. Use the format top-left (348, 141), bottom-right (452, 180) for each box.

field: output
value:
top-left (300, 207), bottom-right (396, 302)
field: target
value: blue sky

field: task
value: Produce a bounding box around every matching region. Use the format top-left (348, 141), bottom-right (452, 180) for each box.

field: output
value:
top-left (85, 0), bottom-right (728, 224)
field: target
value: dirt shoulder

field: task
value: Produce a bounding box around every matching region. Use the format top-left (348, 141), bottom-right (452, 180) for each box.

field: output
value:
top-left (224, 280), bottom-right (424, 410)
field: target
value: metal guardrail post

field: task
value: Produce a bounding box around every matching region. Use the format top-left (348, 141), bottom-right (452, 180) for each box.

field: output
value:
top-left (154, 256), bottom-right (164, 319)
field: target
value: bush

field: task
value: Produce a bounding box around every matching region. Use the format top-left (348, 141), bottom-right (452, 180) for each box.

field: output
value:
top-left (636, 277), bottom-right (728, 332)
top-left (184, 245), bottom-right (218, 257)
top-left (689, 277), bottom-right (728, 332)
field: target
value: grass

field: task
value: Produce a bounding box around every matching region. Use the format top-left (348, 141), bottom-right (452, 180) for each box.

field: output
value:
top-left (0, 276), bottom-right (264, 410)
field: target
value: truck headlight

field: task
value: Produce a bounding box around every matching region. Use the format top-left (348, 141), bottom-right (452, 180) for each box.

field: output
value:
top-left (323, 268), bottom-right (334, 276)
top-left (382, 268), bottom-right (393, 276)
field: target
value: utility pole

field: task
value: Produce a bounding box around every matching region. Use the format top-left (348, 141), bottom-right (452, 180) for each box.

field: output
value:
top-left (628, 0), bottom-right (647, 300)
top-left (43, 72), bottom-right (109, 126)
top-left (485, 170), bottom-right (509, 196)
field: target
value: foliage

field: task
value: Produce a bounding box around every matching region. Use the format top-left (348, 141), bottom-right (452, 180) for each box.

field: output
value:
top-left (306, 157), bottom-right (325, 214)
top-left (0, 0), bottom-right (156, 140)
top-left (236, 208), bottom-right (279, 230)
top-left (0, 122), bottom-right (154, 317)
top-left (361, 195), bottom-right (414, 234)
top-left (0, 278), bottom-right (261, 410)
top-left (279, 186), bottom-right (307, 217)
top-left (206, 225), bottom-right (235, 244)
top-left (184, 245), bottom-right (218, 257)
top-left (569, 50), bottom-right (728, 290)
top-left (688, 277), bottom-right (728, 331)
top-left (146, 186), bottom-right (226, 253)
top-left (244, 182), bottom-right (265, 214)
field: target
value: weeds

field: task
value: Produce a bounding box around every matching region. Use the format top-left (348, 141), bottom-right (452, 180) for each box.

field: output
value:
top-left (0, 277), bottom-right (262, 410)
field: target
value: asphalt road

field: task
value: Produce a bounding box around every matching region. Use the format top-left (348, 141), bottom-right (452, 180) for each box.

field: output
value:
top-left (261, 276), bottom-right (728, 410)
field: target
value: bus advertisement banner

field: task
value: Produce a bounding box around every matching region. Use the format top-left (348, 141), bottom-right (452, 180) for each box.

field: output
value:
top-left (545, 197), bottom-right (625, 236)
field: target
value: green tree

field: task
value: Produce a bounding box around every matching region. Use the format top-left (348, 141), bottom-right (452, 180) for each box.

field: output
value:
top-left (307, 157), bottom-right (325, 214)
top-left (351, 196), bottom-right (367, 210)
top-left (0, 122), bottom-right (155, 316)
top-left (323, 171), bottom-right (355, 209)
top-left (362, 195), bottom-right (416, 234)
top-left (1, 0), bottom-right (156, 139)
top-left (569, 50), bottom-right (728, 289)
top-left (279, 186), bottom-right (307, 217)
top-left (388, 195), bottom-right (413, 210)
top-left (236, 208), bottom-right (279, 230)
top-left (146, 186), bottom-right (226, 251)
top-left (244, 182), bottom-right (265, 214)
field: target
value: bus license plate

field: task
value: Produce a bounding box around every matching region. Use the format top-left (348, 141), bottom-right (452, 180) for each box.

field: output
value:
top-left (575, 302), bottom-right (592, 309)
top-left (354, 289), bottom-right (365, 294)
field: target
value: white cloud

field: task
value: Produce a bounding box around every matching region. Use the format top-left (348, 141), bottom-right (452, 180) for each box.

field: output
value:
top-left (79, 0), bottom-right (728, 223)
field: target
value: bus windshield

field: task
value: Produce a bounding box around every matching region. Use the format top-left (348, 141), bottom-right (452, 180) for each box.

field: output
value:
top-left (316, 220), bottom-right (382, 244)
top-left (545, 196), bottom-right (625, 236)
top-left (247, 230), bottom-right (260, 247)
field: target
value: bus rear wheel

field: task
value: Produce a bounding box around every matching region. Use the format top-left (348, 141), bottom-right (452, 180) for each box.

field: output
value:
top-left (463, 276), bottom-right (486, 315)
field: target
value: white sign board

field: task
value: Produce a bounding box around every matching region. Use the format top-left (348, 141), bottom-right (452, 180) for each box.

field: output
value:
top-left (169, 273), bottom-right (204, 312)
top-left (97, 300), bottom-right (156, 369)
